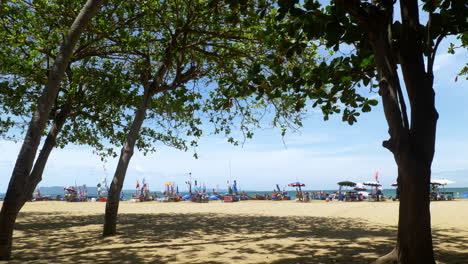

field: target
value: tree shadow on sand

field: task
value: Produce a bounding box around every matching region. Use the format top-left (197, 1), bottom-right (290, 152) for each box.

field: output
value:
top-left (9, 211), bottom-right (468, 264)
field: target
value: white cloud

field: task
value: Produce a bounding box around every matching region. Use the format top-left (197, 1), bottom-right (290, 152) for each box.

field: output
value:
top-left (135, 164), bottom-right (145, 173)
top-left (433, 53), bottom-right (452, 72)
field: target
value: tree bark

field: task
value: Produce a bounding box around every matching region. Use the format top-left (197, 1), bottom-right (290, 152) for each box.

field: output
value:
top-left (394, 150), bottom-right (435, 264)
top-left (0, 0), bottom-right (105, 260)
top-left (372, 145), bottom-right (435, 264)
top-left (26, 97), bottom-right (75, 195)
top-left (103, 88), bottom-right (152, 236)
top-left (360, 1), bottom-right (437, 263)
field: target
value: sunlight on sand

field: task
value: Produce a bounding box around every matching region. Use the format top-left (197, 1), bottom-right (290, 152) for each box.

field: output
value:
top-left (4, 200), bottom-right (468, 264)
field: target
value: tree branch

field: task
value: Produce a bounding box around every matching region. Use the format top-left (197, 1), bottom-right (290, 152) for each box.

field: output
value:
top-left (334, 0), bottom-right (370, 28)
top-left (427, 33), bottom-right (445, 76)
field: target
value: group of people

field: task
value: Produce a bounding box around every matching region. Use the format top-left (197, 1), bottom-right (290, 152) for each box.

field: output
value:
top-left (296, 190), bottom-right (335, 202)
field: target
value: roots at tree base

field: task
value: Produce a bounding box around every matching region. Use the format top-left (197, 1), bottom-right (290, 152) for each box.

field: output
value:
top-left (371, 248), bottom-right (397, 264)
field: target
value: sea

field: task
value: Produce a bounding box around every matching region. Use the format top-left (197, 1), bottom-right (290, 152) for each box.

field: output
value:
top-left (1, 186), bottom-right (468, 200)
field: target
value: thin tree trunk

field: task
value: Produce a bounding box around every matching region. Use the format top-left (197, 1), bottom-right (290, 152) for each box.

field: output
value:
top-left (0, 103), bottom-right (72, 259)
top-left (0, 0), bottom-right (105, 260)
top-left (26, 99), bottom-right (75, 195)
top-left (103, 88), bottom-right (152, 236)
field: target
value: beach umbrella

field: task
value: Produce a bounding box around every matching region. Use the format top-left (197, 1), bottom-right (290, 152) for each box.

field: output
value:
top-left (337, 181), bottom-right (356, 187)
top-left (431, 179), bottom-right (455, 185)
top-left (363, 181), bottom-right (382, 187)
top-left (337, 181), bottom-right (355, 193)
top-left (354, 183), bottom-right (367, 191)
top-left (64, 187), bottom-right (76, 193)
top-left (288, 182), bottom-right (306, 191)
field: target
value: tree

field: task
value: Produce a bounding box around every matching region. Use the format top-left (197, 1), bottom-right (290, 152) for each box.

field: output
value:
top-left (0, 0), bottom-right (183, 165)
top-left (100, 0), bottom-right (293, 236)
top-left (1, 1), bottom-right (200, 257)
top-left (0, 0), bottom-right (106, 260)
top-left (266, 0), bottom-right (467, 263)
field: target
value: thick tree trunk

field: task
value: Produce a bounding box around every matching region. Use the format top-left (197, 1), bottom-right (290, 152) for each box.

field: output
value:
top-left (373, 150), bottom-right (435, 264)
top-left (371, 81), bottom-right (437, 263)
top-left (393, 0), bottom-right (438, 262)
top-left (395, 152), bottom-right (434, 264)
top-left (103, 89), bottom-right (151, 236)
top-left (334, 1), bottom-right (438, 263)
top-left (0, 0), bottom-right (104, 260)
top-left (367, 4), bottom-right (437, 263)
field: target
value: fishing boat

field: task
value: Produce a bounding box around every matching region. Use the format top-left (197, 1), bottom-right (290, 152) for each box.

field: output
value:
top-left (223, 180), bottom-right (240, 202)
top-left (272, 184), bottom-right (290, 200)
top-left (96, 178), bottom-right (109, 202)
top-left (161, 181), bottom-right (181, 202)
top-left (131, 178), bottom-right (153, 202)
top-left (64, 184), bottom-right (88, 202)
top-left (32, 188), bottom-right (54, 201)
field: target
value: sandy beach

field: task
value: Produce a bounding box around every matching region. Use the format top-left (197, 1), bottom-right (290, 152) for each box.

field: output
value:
top-left (4, 200), bottom-right (468, 264)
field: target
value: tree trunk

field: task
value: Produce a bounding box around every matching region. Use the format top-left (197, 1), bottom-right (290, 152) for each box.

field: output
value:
top-left (367, 4), bottom-right (437, 263)
top-left (333, 1), bottom-right (438, 263)
top-left (0, 0), bottom-right (105, 260)
top-left (103, 89), bottom-right (151, 236)
top-left (372, 149), bottom-right (435, 264)
top-left (393, 0), bottom-right (438, 261)
top-left (26, 99), bottom-right (75, 195)
top-left (395, 151), bottom-right (435, 264)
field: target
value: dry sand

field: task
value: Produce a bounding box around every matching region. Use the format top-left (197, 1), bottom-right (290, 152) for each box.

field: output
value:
top-left (3, 200), bottom-right (468, 264)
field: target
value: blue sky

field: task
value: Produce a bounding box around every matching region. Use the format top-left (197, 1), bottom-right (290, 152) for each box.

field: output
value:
top-left (1, 38), bottom-right (467, 193)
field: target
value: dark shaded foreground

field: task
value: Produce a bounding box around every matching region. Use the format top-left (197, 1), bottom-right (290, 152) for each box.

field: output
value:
top-left (6, 212), bottom-right (468, 264)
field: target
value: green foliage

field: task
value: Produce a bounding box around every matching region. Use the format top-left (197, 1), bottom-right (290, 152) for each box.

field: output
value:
top-left (250, 0), bottom-right (467, 126)
top-left (1, 0), bottom-right (139, 158)
top-left (0, 0), bottom-right (312, 159)
top-left (209, 0), bottom-right (379, 129)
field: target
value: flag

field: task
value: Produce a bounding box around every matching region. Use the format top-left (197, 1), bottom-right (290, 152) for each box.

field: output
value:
top-left (375, 171), bottom-right (379, 182)
top-left (136, 180), bottom-right (140, 189)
